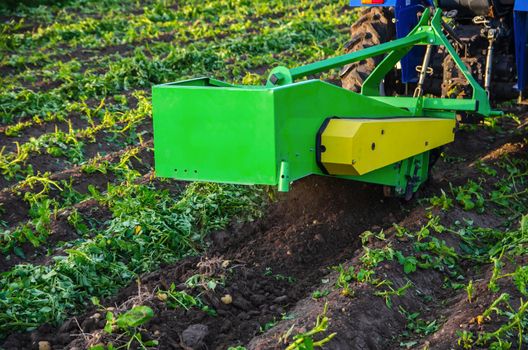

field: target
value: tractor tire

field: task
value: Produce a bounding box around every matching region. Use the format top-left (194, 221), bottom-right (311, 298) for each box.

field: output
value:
top-left (339, 7), bottom-right (396, 93)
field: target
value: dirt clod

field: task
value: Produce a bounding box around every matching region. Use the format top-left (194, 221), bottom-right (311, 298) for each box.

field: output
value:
top-left (180, 324), bottom-right (209, 350)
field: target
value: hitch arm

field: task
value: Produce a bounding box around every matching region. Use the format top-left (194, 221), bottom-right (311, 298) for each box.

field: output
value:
top-left (267, 8), bottom-right (499, 118)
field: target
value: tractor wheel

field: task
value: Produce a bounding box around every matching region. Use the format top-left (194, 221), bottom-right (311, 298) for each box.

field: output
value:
top-left (339, 7), bottom-right (396, 93)
top-left (341, 7), bottom-right (400, 198)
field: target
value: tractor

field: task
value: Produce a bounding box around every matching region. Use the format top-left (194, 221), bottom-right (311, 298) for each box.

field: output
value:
top-left (152, 1), bottom-right (527, 199)
top-left (345, 1), bottom-right (527, 103)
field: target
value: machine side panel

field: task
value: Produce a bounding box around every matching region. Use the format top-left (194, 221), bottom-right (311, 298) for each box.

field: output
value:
top-left (152, 85), bottom-right (278, 185)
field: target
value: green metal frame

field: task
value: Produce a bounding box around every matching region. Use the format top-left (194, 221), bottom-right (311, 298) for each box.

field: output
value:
top-left (153, 9), bottom-right (500, 197)
top-left (267, 8), bottom-right (500, 118)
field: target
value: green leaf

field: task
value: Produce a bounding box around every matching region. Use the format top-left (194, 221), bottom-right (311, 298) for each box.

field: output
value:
top-left (403, 260), bottom-right (417, 274)
top-left (89, 345), bottom-right (105, 350)
top-left (207, 280), bottom-right (217, 290)
top-left (91, 296), bottom-right (101, 307)
top-left (116, 305), bottom-right (154, 329)
top-left (104, 321), bottom-right (113, 334)
top-left (40, 306), bottom-right (52, 313)
top-left (13, 246), bottom-right (25, 258)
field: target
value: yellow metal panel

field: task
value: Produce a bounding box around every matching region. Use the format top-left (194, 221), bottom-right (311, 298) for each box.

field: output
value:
top-left (320, 118), bottom-right (455, 175)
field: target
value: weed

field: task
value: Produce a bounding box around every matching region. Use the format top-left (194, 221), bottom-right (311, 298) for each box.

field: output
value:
top-left (466, 280), bottom-right (475, 303)
top-left (284, 303), bottom-right (337, 350)
top-left (374, 280), bottom-right (413, 309)
top-left (451, 180), bottom-right (485, 213)
top-left (156, 283), bottom-right (216, 316)
top-left (399, 306), bottom-right (440, 336)
top-left (96, 305), bottom-right (158, 349)
top-left (311, 290), bottom-right (330, 299)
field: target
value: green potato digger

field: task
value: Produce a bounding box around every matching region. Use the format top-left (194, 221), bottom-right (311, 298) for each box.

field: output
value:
top-left (152, 7), bottom-right (504, 199)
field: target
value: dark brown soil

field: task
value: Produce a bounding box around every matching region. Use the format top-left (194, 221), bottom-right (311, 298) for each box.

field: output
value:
top-left (1, 107), bottom-right (526, 350)
top-left (0, 105), bottom-right (526, 350)
top-left (0, 174), bottom-right (409, 349)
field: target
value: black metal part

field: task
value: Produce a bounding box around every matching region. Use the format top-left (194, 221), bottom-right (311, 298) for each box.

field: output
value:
top-left (439, 12), bottom-right (517, 101)
top-left (439, 0), bottom-right (491, 17)
top-left (458, 112), bottom-right (484, 124)
top-left (315, 117), bottom-right (336, 175)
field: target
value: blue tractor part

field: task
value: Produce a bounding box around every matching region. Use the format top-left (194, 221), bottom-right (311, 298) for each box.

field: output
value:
top-left (348, 0), bottom-right (528, 98)
top-left (514, 1), bottom-right (528, 97)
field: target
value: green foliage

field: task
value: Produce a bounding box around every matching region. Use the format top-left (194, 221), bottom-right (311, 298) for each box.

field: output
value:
top-left (285, 303), bottom-right (336, 350)
top-left (102, 305), bottom-right (158, 349)
top-left (264, 267), bottom-right (296, 284)
top-left (457, 330), bottom-right (474, 349)
top-left (311, 290), bottom-right (330, 300)
top-left (466, 280), bottom-right (475, 303)
top-left (118, 306), bottom-right (153, 329)
top-left (0, 0), bottom-right (71, 10)
top-left (395, 251), bottom-right (418, 274)
top-left (0, 182), bottom-right (263, 336)
top-left (429, 189), bottom-right (453, 211)
top-left (360, 245), bottom-right (395, 268)
top-left (399, 306), bottom-right (440, 337)
top-left (373, 280), bottom-right (412, 309)
top-left (156, 283), bottom-right (216, 316)
top-left (452, 180), bottom-right (485, 213)
top-left (513, 266), bottom-right (528, 297)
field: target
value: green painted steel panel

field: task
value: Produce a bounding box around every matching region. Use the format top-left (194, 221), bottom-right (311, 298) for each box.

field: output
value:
top-left (153, 78), bottom-right (277, 185)
top-left (272, 80), bottom-right (412, 182)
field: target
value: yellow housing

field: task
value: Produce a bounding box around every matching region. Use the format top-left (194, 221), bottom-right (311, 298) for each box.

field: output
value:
top-left (320, 118), bottom-right (456, 175)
